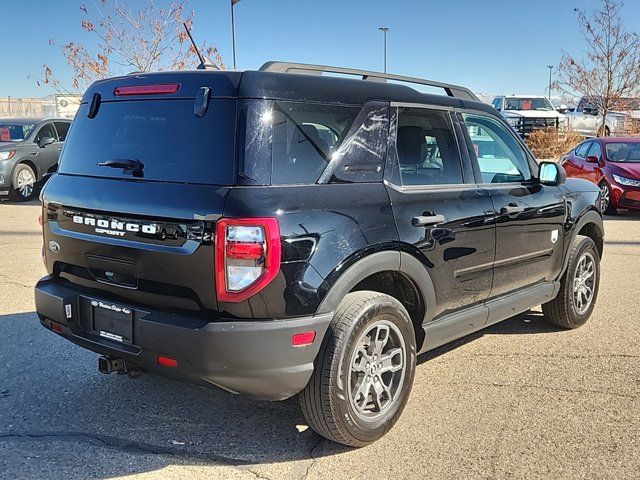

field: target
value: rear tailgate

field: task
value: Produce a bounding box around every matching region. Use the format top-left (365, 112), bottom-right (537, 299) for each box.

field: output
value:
top-left (41, 73), bottom-right (240, 314)
top-left (43, 175), bottom-right (228, 313)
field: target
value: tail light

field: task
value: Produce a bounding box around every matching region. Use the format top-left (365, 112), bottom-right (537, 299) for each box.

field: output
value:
top-left (215, 218), bottom-right (281, 303)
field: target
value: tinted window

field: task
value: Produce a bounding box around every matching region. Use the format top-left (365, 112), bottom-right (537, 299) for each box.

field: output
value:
top-left (271, 101), bottom-right (359, 185)
top-left (58, 99), bottom-right (236, 185)
top-left (394, 107), bottom-right (463, 186)
top-left (35, 123), bottom-right (57, 143)
top-left (0, 122), bottom-right (35, 142)
top-left (575, 142), bottom-right (592, 158)
top-left (318, 103), bottom-right (389, 184)
top-left (54, 122), bottom-right (71, 142)
top-left (463, 113), bottom-right (531, 183)
top-left (587, 141), bottom-right (602, 160)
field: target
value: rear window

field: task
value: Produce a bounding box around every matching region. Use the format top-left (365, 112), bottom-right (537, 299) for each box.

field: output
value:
top-left (58, 99), bottom-right (236, 184)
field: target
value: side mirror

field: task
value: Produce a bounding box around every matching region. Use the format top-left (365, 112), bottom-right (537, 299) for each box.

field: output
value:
top-left (38, 136), bottom-right (55, 148)
top-left (585, 155), bottom-right (599, 164)
top-left (538, 161), bottom-right (566, 186)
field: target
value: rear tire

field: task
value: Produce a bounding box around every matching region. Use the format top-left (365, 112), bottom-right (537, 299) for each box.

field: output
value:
top-left (542, 235), bottom-right (600, 329)
top-left (9, 163), bottom-right (36, 202)
top-left (299, 291), bottom-right (416, 447)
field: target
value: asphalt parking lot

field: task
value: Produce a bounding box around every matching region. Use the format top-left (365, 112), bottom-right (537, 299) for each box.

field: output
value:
top-left (1, 199), bottom-right (638, 480)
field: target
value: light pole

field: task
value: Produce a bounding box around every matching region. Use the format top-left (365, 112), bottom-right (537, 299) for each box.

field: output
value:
top-left (546, 65), bottom-right (554, 100)
top-left (378, 27), bottom-right (389, 73)
top-left (231, 0), bottom-right (241, 69)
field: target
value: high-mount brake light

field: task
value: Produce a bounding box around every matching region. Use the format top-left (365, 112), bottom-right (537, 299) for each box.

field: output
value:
top-left (215, 218), bottom-right (281, 303)
top-left (114, 84), bottom-right (181, 96)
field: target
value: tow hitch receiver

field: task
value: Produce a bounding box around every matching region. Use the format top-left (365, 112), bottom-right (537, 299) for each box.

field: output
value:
top-left (98, 356), bottom-right (127, 375)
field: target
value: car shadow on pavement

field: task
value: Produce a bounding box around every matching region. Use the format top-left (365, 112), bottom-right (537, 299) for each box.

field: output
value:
top-left (418, 310), bottom-right (559, 365)
top-left (0, 311), bottom-right (344, 480)
top-left (604, 210), bottom-right (640, 221)
top-left (0, 309), bottom-right (558, 479)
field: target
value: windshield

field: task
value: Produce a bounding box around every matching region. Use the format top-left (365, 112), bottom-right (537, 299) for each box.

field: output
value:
top-left (504, 97), bottom-right (554, 111)
top-left (606, 142), bottom-right (640, 163)
top-left (0, 123), bottom-right (35, 142)
top-left (58, 99), bottom-right (236, 184)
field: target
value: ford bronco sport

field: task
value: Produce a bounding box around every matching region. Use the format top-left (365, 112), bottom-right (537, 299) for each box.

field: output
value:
top-left (35, 62), bottom-right (604, 447)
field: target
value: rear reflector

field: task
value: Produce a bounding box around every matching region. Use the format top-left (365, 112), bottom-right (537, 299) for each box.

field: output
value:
top-left (226, 242), bottom-right (264, 260)
top-left (114, 84), bottom-right (181, 96)
top-left (50, 322), bottom-right (63, 333)
top-left (157, 355), bottom-right (178, 368)
top-left (292, 331), bottom-right (316, 347)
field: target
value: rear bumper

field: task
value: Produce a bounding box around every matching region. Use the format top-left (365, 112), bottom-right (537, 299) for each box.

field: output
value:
top-left (35, 277), bottom-right (332, 400)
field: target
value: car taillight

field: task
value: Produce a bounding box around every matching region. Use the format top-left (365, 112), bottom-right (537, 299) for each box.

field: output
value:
top-left (215, 218), bottom-right (281, 303)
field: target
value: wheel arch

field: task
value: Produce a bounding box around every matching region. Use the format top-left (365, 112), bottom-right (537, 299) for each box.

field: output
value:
top-left (563, 209), bottom-right (604, 275)
top-left (316, 250), bottom-right (436, 352)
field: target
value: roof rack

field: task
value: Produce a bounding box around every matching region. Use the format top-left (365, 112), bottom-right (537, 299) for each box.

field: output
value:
top-left (259, 61), bottom-right (479, 102)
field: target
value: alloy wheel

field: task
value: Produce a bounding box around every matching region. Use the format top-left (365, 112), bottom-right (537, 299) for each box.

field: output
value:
top-left (573, 251), bottom-right (596, 315)
top-left (16, 168), bottom-right (35, 198)
top-left (348, 320), bottom-right (406, 421)
top-left (599, 184), bottom-right (610, 213)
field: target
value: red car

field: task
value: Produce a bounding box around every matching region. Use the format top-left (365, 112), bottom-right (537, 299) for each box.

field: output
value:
top-left (561, 137), bottom-right (640, 214)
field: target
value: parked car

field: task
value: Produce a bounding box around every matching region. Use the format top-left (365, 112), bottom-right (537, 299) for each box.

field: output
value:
top-left (562, 137), bottom-right (640, 214)
top-left (0, 117), bottom-right (71, 201)
top-left (491, 95), bottom-right (565, 137)
top-left (35, 63), bottom-right (604, 447)
top-left (564, 97), bottom-right (640, 137)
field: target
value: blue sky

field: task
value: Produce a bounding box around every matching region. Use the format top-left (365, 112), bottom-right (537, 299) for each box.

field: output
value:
top-left (2, 0), bottom-right (639, 98)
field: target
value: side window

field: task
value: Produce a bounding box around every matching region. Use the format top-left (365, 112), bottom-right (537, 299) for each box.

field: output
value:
top-left (34, 123), bottom-right (58, 143)
top-left (463, 113), bottom-right (531, 183)
top-left (394, 107), bottom-right (463, 186)
top-left (271, 102), bottom-right (359, 185)
top-left (587, 141), bottom-right (602, 160)
top-left (575, 141), bottom-right (592, 158)
top-left (318, 103), bottom-right (389, 184)
top-left (54, 122), bottom-right (70, 142)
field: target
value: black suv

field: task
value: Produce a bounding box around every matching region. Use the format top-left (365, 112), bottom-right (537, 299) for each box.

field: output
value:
top-left (35, 63), bottom-right (604, 447)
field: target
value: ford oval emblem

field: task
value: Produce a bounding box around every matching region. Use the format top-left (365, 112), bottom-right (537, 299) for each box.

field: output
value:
top-left (48, 240), bottom-right (61, 253)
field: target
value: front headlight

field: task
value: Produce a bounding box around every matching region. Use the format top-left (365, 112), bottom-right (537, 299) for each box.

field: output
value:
top-left (612, 173), bottom-right (640, 187)
top-left (505, 117), bottom-right (521, 126)
top-left (0, 151), bottom-right (15, 161)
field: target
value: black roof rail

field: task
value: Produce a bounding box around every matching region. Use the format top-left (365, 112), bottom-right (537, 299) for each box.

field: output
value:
top-left (259, 61), bottom-right (479, 102)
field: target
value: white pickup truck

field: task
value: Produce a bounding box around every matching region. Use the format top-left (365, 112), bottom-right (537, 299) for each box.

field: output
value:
top-left (564, 97), bottom-right (640, 137)
top-left (492, 95), bottom-right (565, 138)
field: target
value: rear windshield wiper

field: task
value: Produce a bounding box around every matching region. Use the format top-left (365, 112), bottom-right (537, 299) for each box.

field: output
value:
top-left (97, 159), bottom-right (144, 177)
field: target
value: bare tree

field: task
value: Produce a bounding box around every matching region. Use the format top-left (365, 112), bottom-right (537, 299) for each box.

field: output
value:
top-left (557, 0), bottom-right (640, 136)
top-left (34, 0), bottom-right (224, 94)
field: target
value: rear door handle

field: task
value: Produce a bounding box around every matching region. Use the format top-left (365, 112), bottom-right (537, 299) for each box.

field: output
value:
top-left (412, 214), bottom-right (445, 227)
top-left (500, 204), bottom-right (525, 215)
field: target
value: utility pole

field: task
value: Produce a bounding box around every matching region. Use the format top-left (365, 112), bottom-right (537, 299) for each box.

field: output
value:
top-left (546, 65), bottom-right (554, 100)
top-left (231, 0), bottom-right (241, 69)
top-left (378, 27), bottom-right (389, 73)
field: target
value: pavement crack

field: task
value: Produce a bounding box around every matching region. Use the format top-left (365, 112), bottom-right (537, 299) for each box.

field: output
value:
top-left (299, 434), bottom-right (323, 480)
top-left (0, 431), bottom-right (253, 466)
